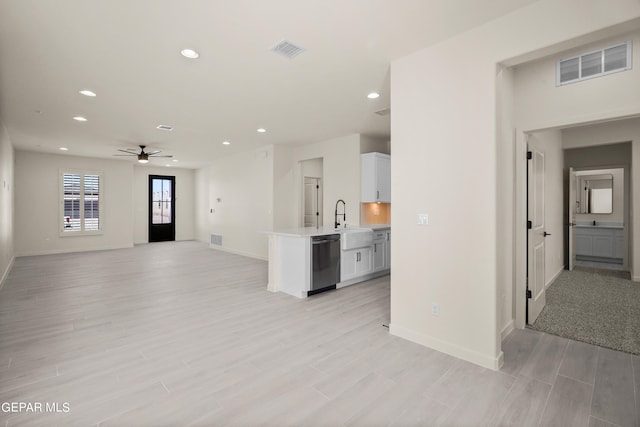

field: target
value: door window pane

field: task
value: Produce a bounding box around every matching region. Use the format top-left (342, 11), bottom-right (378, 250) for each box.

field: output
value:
top-left (152, 179), bottom-right (172, 224)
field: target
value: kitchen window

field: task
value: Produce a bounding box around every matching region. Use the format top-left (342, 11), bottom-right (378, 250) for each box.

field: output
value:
top-left (60, 170), bottom-right (103, 235)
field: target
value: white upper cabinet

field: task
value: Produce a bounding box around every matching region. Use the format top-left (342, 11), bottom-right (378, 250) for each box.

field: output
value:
top-left (361, 152), bottom-right (391, 203)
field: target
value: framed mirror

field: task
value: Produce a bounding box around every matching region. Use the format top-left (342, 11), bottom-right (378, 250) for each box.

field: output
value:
top-left (575, 171), bottom-right (613, 214)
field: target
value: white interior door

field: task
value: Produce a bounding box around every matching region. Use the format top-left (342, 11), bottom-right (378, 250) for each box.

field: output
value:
top-left (303, 177), bottom-right (322, 228)
top-left (568, 167), bottom-right (577, 271)
top-left (527, 147), bottom-right (547, 324)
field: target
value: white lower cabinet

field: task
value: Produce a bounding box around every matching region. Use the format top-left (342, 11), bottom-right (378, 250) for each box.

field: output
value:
top-left (341, 247), bottom-right (372, 282)
top-left (384, 230), bottom-right (390, 269)
top-left (575, 226), bottom-right (623, 261)
top-left (372, 240), bottom-right (386, 272)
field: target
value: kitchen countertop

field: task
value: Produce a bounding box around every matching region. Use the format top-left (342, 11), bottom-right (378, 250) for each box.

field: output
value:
top-left (264, 225), bottom-right (390, 238)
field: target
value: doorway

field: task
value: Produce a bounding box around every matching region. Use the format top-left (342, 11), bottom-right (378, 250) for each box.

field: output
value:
top-left (149, 175), bottom-right (175, 242)
top-left (300, 158), bottom-right (323, 228)
top-left (303, 177), bottom-right (322, 228)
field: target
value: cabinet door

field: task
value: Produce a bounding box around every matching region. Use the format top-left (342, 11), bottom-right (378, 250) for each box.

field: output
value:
top-left (592, 236), bottom-right (613, 258)
top-left (361, 154), bottom-right (378, 202)
top-left (385, 231), bottom-right (391, 269)
top-left (356, 247), bottom-right (373, 276)
top-left (376, 156), bottom-right (391, 202)
top-left (373, 241), bottom-right (385, 272)
top-left (614, 233), bottom-right (624, 259)
top-left (341, 250), bottom-right (357, 282)
top-left (361, 153), bottom-right (391, 203)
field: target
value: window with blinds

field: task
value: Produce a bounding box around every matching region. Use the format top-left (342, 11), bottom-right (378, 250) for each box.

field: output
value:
top-left (61, 170), bottom-right (102, 234)
top-left (557, 41), bottom-right (632, 85)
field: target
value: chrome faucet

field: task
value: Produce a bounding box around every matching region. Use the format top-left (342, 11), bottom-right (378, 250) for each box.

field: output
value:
top-left (335, 199), bottom-right (346, 228)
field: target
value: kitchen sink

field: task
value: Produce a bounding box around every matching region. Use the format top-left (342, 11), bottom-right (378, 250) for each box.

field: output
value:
top-left (341, 228), bottom-right (374, 250)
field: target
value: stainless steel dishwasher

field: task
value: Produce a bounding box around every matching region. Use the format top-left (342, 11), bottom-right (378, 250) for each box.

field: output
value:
top-left (309, 234), bottom-right (341, 296)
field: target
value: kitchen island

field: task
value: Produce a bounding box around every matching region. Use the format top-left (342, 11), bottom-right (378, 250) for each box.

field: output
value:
top-left (264, 226), bottom-right (390, 298)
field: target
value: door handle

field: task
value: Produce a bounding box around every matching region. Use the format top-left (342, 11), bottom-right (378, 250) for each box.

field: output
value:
top-left (543, 232), bottom-right (551, 237)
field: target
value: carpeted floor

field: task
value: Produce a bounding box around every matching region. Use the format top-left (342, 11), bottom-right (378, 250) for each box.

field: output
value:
top-left (530, 267), bottom-right (640, 355)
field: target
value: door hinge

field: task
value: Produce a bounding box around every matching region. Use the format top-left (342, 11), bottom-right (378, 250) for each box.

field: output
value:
top-left (527, 220), bottom-right (532, 229)
top-left (316, 185), bottom-right (319, 189)
top-left (526, 289), bottom-right (532, 299)
top-left (527, 151), bottom-right (532, 160)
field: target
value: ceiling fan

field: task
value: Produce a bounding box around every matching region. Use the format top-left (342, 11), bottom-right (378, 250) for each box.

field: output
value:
top-left (114, 145), bottom-right (172, 164)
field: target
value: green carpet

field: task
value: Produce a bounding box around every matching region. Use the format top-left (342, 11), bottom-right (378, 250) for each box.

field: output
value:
top-left (529, 268), bottom-right (640, 355)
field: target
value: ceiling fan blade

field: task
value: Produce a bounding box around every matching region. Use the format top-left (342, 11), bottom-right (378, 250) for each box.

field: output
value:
top-left (145, 150), bottom-right (161, 155)
top-left (149, 154), bottom-right (173, 158)
top-left (113, 154), bottom-right (137, 156)
top-left (117, 149), bottom-right (138, 154)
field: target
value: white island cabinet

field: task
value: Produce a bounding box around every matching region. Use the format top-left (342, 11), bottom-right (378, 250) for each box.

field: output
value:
top-left (263, 226), bottom-right (391, 298)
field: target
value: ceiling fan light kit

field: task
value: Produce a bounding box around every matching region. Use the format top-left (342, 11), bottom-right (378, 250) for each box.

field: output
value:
top-left (114, 145), bottom-right (172, 164)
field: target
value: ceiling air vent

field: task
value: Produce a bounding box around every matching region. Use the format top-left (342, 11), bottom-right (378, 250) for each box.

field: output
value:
top-left (270, 40), bottom-right (305, 59)
top-left (375, 108), bottom-right (391, 116)
top-left (156, 125), bottom-right (173, 131)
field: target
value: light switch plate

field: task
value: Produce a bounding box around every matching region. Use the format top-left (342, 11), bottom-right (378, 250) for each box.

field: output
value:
top-left (417, 213), bottom-right (429, 225)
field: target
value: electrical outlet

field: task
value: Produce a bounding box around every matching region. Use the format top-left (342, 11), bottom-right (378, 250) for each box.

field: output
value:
top-left (431, 303), bottom-right (440, 317)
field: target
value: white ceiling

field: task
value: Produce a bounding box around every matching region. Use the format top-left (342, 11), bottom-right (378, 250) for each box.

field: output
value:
top-left (0, 0), bottom-right (539, 169)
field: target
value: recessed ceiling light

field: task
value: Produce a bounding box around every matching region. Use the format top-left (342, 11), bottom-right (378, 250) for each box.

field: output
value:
top-left (59, 147), bottom-right (69, 151)
top-left (222, 141), bottom-right (231, 145)
top-left (172, 159), bottom-right (179, 163)
top-left (73, 116), bottom-right (87, 122)
top-left (157, 124), bottom-right (173, 131)
top-left (79, 90), bottom-right (96, 97)
top-left (367, 92), bottom-right (380, 99)
top-left (165, 164), bottom-right (171, 167)
top-left (257, 128), bottom-right (266, 133)
top-left (180, 48), bottom-right (199, 59)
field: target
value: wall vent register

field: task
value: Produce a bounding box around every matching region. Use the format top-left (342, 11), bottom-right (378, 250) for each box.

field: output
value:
top-left (557, 40), bottom-right (631, 85)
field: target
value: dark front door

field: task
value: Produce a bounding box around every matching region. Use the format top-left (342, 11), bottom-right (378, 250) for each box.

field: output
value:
top-left (149, 175), bottom-right (175, 242)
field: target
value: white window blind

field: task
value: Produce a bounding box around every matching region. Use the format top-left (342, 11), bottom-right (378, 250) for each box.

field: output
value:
top-left (557, 41), bottom-right (632, 85)
top-left (61, 170), bottom-right (102, 234)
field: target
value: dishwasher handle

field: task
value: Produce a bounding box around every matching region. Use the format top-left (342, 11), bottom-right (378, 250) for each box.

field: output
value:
top-left (311, 235), bottom-right (340, 245)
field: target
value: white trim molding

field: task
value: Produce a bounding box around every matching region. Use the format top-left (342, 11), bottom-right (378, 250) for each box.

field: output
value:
top-left (389, 323), bottom-right (504, 371)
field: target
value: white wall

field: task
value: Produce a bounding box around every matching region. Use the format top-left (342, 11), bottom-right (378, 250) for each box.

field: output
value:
top-left (193, 134), bottom-right (365, 258)
top-left (361, 135), bottom-right (390, 155)
top-left (194, 166), bottom-right (211, 243)
top-left (272, 144), bottom-right (295, 230)
top-left (0, 123), bottom-right (14, 287)
top-left (391, 0), bottom-right (640, 369)
top-left (133, 166), bottom-right (195, 244)
top-left (514, 30), bottom-right (640, 131)
top-left (292, 134), bottom-right (362, 229)
top-left (199, 147), bottom-right (274, 260)
top-left (14, 151), bottom-right (134, 256)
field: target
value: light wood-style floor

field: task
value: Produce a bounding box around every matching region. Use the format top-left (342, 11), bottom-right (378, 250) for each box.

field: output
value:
top-left (0, 241), bottom-right (638, 426)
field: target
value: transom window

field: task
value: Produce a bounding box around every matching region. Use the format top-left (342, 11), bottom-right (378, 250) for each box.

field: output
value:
top-left (557, 41), bottom-right (632, 85)
top-left (61, 170), bottom-right (103, 234)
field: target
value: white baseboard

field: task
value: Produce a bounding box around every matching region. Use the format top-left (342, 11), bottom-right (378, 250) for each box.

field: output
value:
top-left (0, 256), bottom-right (15, 291)
top-left (209, 244), bottom-right (268, 261)
top-left (16, 244), bottom-right (134, 257)
top-left (501, 319), bottom-right (515, 342)
top-left (633, 275), bottom-right (640, 283)
top-left (545, 265), bottom-right (565, 290)
top-left (389, 323), bottom-right (504, 370)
